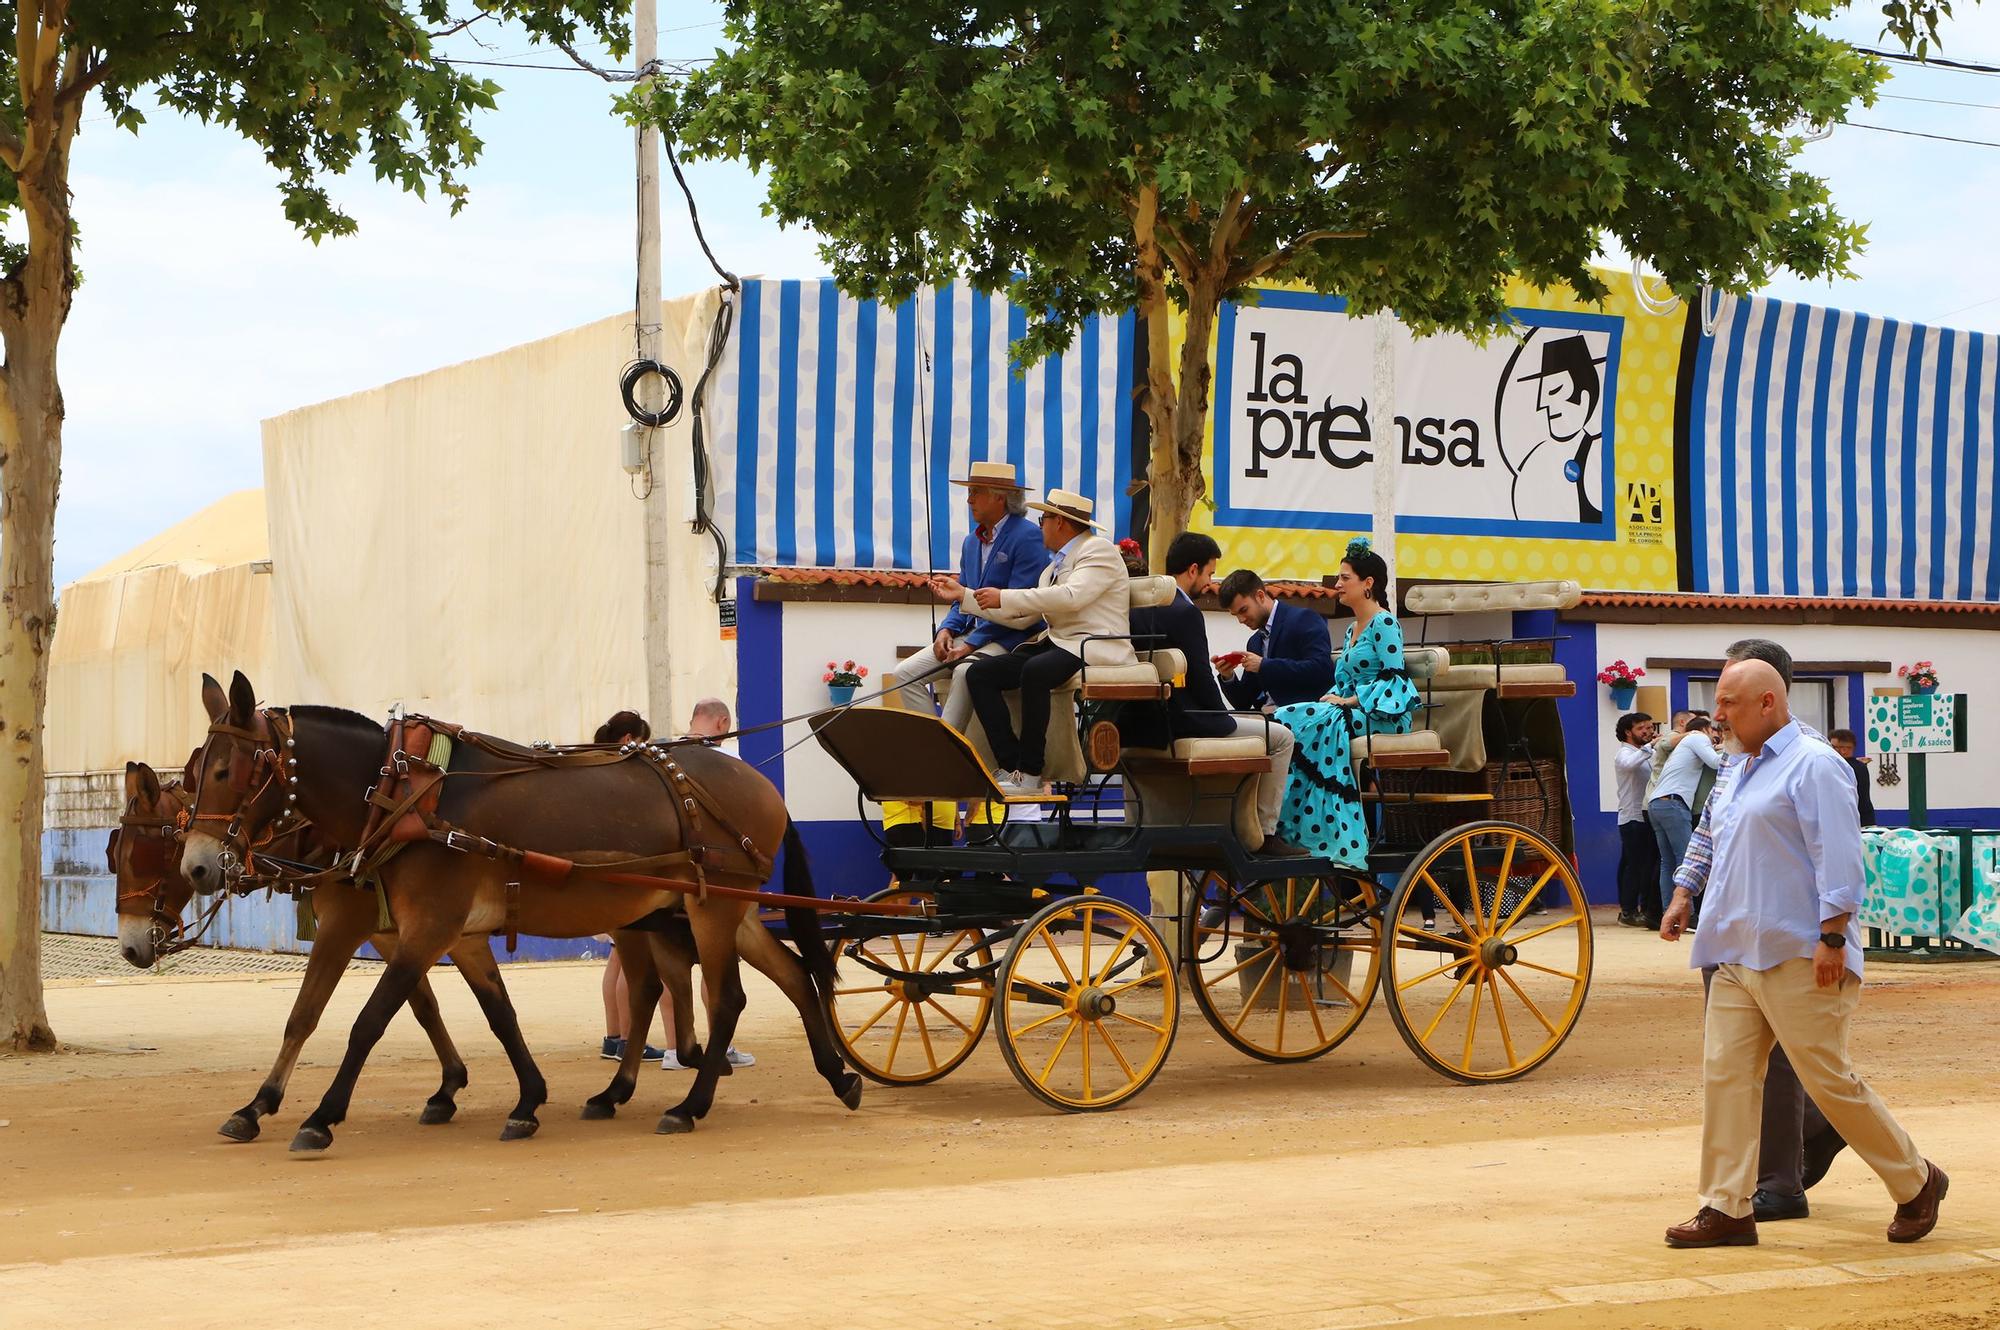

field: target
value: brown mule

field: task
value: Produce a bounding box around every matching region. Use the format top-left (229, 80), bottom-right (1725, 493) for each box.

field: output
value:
top-left (112, 760), bottom-right (482, 1138)
top-left (180, 672), bottom-right (860, 1152)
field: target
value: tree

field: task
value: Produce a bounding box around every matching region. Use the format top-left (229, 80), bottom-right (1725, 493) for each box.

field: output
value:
top-left (0, 1), bottom-right (625, 1052)
top-left (645, 0), bottom-right (1953, 566)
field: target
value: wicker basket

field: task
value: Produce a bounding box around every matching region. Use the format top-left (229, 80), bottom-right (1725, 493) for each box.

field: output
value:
top-left (1375, 758), bottom-right (1565, 850)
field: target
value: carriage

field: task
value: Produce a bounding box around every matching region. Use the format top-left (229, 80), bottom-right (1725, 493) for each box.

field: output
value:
top-left (809, 575), bottom-right (1594, 1111)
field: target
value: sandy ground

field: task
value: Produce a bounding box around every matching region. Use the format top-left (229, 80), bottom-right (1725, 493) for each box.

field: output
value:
top-left (4, 912), bottom-right (1998, 1330)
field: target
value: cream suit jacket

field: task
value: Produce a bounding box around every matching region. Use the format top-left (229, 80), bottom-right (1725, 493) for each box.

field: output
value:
top-left (959, 533), bottom-right (1136, 666)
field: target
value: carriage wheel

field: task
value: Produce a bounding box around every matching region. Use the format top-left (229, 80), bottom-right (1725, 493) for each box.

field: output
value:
top-left (995, 895), bottom-right (1177, 1112)
top-left (1382, 821), bottom-right (1593, 1084)
top-left (829, 886), bottom-right (995, 1086)
top-left (1182, 870), bottom-right (1382, 1063)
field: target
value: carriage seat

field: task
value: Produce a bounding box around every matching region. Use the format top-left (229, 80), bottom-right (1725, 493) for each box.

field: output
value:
top-left (1402, 579), bottom-right (1583, 614)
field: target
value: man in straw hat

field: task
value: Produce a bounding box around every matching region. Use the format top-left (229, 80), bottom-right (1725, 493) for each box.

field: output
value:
top-left (934, 488), bottom-right (1134, 795)
top-left (883, 460), bottom-right (1050, 736)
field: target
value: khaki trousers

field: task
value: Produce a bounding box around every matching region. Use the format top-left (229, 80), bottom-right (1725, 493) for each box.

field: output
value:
top-left (1700, 959), bottom-right (1927, 1218)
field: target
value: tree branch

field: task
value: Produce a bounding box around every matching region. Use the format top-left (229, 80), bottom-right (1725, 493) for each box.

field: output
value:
top-left (428, 14), bottom-right (492, 39)
top-left (1228, 230), bottom-right (1368, 287)
top-left (0, 127), bottom-right (22, 175)
top-left (55, 52), bottom-right (120, 110)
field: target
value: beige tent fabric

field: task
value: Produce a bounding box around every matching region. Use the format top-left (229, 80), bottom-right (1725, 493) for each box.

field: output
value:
top-left (45, 490), bottom-right (274, 774)
top-left (259, 289), bottom-right (733, 746)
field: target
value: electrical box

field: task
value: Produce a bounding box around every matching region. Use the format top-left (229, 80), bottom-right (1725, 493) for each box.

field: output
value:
top-left (620, 423), bottom-right (649, 477)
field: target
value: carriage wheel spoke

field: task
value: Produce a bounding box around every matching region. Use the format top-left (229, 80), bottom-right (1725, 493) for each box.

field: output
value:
top-left (833, 984), bottom-right (896, 997)
top-left (1486, 972), bottom-right (1518, 1067)
top-left (1080, 1013), bottom-right (1093, 1100)
top-left (911, 927), bottom-right (927, 973)
top-left (1202, 943), bottom-right (1278, 989)
top-left (1275, 952), bottom-right (1292, 1052)
top-left (1461, 839), bottom-right (1483, 931)
top-left (1297, 969), bottom-right (1329, 1043)
top-left (1232, 950), bottom-right (1283, 1034)
top-left (1081, 907), bottom-right (1093, 989)
top-left (1418, 870), bottom-right (1479, 939)
top-left (1397, 925), bottom-right (1475, 952)
top-left (923, 997), bottom-right (976, 1037)
top-left (913, 999), bottom-right (938, 1069)
top-left (1511, 958), bottom-right (1584, 983)
top-left (1104, 969), bottom-right (1168, 999)
top-left (1397, 954), bottom-right (1471, 991)
top-left (1461, 975), bottom-right (1483, 1072)
top-left (1106, 1009), bottom-right (1165, 1036)
top-left (1496, 863), bottom-right (1562, 934)
top-left (888, 932), bottom-right (912, 970)
top-left (1489, 834), bottom-right (1519, 934)
top-left (1038, 929), bottom-right (1079, 987)
top-left (921, 933), bottom-right (977, 972)
top-left (1094, 922), bottom-right (1141, 987)
top-left (1497, 967), bottom-right (1559, 1035)
top-left (1506, 914), bottom-right (1583, 947)
top-left (1012, 974), bottom-right (1071, 1003)
top-left (1419, 966), bottom-right (1477, 1043)
top-left (1318, 963), bottom-right (1363, 1009)
top-left (850, 995), bottom-right (901, 1039)
top-left (885, 1001), bottom-right (911, 1072)
top-left (1011, 1004), bottom-right (1073, 1038)
top-left (1093, 1022), bottom-right (1138, 1080)
top-left (1039, 1016), bottom-right (1080, 1081)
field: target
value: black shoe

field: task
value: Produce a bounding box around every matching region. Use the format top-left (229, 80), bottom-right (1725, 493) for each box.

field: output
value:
top-left (1255, 835), bottom-right (1308, 858)
top-left (1802, 1127), bottom-right (1850, 1191)
top-left (1641, 916), bottom-right (1662, 931)
top-left (1753, 1188), bottom-right (1810, 1221)
top-left (1616, 911), bottom-right (1639, 927)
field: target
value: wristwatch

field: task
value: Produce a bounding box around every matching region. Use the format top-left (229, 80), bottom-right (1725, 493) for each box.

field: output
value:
top-left (1819, 932), bottom-right (1847, 949)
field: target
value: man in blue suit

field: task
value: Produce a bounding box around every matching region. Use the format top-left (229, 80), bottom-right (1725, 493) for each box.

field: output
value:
top-left (1216, 569), bottom-right (1335, 709)
top-left (882, 460), bottom-right (1050, 734)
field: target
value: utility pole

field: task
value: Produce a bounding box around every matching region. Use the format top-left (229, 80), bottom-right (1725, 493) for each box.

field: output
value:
top-left (634, 0), bottom-right (677, 735)
top-left (1371, 311), bottom-right (1398, 606)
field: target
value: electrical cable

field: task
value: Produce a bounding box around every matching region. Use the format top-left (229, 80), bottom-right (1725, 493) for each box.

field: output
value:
top-left (1852, 46), bottom-right (2000, 75)
top-left (1844, 120), bottom-right (2000, 147)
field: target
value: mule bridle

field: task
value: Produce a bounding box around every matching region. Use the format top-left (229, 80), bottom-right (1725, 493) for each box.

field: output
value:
top-left (189, 705), bottom-right (307, 880)
top-left (110, 786), bottom-right (226, 957)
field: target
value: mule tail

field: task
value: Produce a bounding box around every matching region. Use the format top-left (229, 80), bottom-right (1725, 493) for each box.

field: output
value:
top-left (780, 820), bottom-right (839, 1002)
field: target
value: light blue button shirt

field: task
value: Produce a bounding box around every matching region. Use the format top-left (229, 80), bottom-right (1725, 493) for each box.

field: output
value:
top-left (1688, 719), bottom-right (1867, 979)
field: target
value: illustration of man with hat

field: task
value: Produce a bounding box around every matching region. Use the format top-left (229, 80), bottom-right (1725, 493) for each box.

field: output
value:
top-left (1507, 331), bottom-right (1607, 524)
top-left (934, 487), bottom-right (1135, 795)
top-left (882, 459), bottom-right (1051, 736)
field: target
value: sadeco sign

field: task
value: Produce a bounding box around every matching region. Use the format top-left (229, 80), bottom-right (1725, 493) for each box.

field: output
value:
top-left (1868, 693), bottom-right (1968, 754)
top-left (1210, 289), bottom-right (1625, 541)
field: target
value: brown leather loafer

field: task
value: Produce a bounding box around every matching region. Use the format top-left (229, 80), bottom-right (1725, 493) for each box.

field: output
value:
top-left (1887, 1161), bottom-right (1948, 1243)
top-left (1665, 1207), bottom-right (1758, 1248)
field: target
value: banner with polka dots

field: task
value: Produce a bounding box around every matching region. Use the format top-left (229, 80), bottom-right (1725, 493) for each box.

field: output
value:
top-left (1188, 273), bottom-right (1683, 590)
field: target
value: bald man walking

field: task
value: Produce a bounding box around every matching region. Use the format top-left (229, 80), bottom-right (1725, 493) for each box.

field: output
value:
top-left (1660, 658), bottom-right (1946, 1248)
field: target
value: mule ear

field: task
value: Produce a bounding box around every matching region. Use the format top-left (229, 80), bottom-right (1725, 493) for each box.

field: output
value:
top-left (124, 762), bottom-right (161, 805)
top-left (201, 673), bottom-right (229, 723)
top-left (228, 670), bottom-right (257, 724)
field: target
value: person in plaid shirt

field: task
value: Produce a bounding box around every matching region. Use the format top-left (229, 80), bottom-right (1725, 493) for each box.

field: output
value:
top-left (1662, 640), bottom-right (1849, 1225)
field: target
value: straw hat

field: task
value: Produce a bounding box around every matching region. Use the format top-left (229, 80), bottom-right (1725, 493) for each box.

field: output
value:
top-left (1026, 488), bottom-right (1104, 530)
top-left (948, 460), bottom-right (1028, 491)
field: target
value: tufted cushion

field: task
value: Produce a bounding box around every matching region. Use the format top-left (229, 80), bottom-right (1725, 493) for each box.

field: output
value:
top-left (1127, 574), bottom-right (1176, 608)
top-left (1403, 580), bottom-right (1582, 614)
top-left (1405, 645), bottom-right (1450, 681)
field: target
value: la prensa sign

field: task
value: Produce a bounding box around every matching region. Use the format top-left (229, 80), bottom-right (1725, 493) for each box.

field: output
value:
top-left (1210, 289), bottom-right (1625, 542)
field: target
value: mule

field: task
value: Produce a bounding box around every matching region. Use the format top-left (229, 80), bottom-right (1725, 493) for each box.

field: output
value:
top-left (180, 672), bottom-right (860, 1152)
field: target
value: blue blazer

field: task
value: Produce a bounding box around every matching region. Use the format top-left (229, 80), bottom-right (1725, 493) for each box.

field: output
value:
top-left (1220, 599), bottom-right (1334, 709)
top-left (939, 513), bottom-right (1050, 650)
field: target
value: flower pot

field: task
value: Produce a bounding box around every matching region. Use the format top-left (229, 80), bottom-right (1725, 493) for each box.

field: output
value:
top-left (827, 684), bottom-right (858, 707)
top-left (1608, 683), bottom-right (1637, 709)
top-left (1907, 681), bottom-right (1937, 696)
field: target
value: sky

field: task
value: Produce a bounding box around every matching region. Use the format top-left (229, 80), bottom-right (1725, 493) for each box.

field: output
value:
top-left (31, 1), bottom-right (2000, 587)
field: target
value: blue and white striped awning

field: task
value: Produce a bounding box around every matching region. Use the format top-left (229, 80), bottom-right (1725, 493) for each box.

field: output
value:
top-left (711, 279), bottom-right (1136, 570)
top-left (1688, 294), bottom-right (1999, 600)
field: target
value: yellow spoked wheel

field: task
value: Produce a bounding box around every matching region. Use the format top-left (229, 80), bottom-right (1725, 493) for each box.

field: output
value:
top-left (995, 895), bottom-right (1178, 1112)
top-left (829, 886), bottom-right (995, 1086)
top-left (1382, 822), bottom-right (1593, 1084)
top-left (1182, 871), bottom-right (1382, 1063)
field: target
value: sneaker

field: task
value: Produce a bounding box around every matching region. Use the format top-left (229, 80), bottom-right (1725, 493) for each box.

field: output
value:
top-left (659, 1049), bottom-right (690, 1070)
top-left (640, 1044), bottom-right (667, 1062)
top-left (995, 771), bottom-right (1048, 797)
top-left (599, 1035), bottom-right (625, 1061)
top-left (1615, 911), bottom-right (1638, 928)
top-left (725, 1047), bottom-right (756, 1068)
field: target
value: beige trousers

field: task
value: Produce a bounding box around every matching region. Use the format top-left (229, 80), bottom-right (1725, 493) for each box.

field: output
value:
top-left (1700, 959), bottom-right (1927, 1218)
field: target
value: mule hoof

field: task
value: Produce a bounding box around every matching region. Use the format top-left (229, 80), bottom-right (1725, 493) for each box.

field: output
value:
top-left (499, 1117), bottom-right (540, 1141)
top-left (580, 1101), bottom-right (616, 1121)
top-left (418, 1101), bottom-right (457, 1125)
top-left (838, 1075), bottom-right (864, 1111)
top-left (655, 1112), bottom-right (695, 1135)
top-left (218, 1114), bottom-right (261, 1142)
top-left (289, 1125), bottom-right (333, 1154)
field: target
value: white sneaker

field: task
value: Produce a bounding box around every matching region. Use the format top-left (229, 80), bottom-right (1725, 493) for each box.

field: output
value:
top-left (725, 1047), bottom-right (756, 1068)
top-left (658, 1049), bottom-right (688, 1070)
top-left (660, 1048), bottom-right (754, 1069)
top-left (995, 771), bottom-right (1047, 797)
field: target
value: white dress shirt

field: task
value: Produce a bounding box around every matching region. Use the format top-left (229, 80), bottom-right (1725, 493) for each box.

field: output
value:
top-left (1688, 719), bottom-right (1866, 979)
top-left (1614, 741), bottom-right (1654, 824)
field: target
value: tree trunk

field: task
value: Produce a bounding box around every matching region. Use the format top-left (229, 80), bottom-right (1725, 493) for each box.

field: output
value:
top-left (1131, 187), bottom-right (1182, 574)
top-left (0, 115), bottom-right (77, 1053)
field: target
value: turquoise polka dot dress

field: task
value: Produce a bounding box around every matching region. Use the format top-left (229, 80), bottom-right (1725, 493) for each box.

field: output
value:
top-left (1272, 612), bottom-right (1423, 868)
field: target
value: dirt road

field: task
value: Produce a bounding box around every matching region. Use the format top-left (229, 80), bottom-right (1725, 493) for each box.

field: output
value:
top-left (4, 915), bottom-right (1996, 1329)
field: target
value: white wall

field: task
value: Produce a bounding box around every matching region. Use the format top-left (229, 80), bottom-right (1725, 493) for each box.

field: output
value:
top-left (1587, 621), bottom-right (1997, 816)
